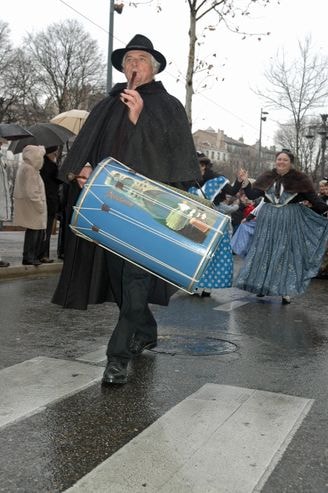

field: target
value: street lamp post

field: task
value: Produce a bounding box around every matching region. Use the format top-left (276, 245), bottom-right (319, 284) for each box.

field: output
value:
top-left (317, 113), bottom-right (328, 179)
top-left (258, 108), bottom-right (268, 170)
top-left (106, 1), bottom-right (124, 94)
top-left (305, 113), bottom-right (328, 180)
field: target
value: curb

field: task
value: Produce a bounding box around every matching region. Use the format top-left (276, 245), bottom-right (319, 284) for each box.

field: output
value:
top-left (0, 262), bottom-right (62, 281)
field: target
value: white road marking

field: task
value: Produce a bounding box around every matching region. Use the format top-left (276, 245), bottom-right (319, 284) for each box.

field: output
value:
top-left (0, 356), bottom-right (103, 428)
top-left (214, 300), bottom-right (249, 311)
top-left (76, 346), bottom-right (107, 363)
top-left (65, 383), bottom-right (313, 493)
top-left (209, 287), bottom-right (251, 310)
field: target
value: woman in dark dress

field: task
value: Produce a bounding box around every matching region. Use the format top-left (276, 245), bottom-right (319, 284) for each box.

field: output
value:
top-left (235, 149), bottom-right (328, 304)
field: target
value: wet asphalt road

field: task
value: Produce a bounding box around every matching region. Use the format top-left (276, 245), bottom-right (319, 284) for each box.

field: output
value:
top-left (0, 266), bottom-right (328, 492)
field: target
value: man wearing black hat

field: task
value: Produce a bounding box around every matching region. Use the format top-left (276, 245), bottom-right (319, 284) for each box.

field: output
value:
top-left (52, 34), bottom-right (201, 384)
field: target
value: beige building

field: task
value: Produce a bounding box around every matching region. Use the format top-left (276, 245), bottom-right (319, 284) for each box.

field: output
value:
top-left (193, 127), bottom-right (276, 180)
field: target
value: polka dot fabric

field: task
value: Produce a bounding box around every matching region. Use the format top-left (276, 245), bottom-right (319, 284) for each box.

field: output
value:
top-left (196, 231), bottom-right (233, 289)
top-left (189, 176), bottom-right (228, 202)
top-left (188, 176), bottom-right (233, 290)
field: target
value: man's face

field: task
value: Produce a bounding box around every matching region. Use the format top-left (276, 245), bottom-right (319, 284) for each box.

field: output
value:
top-left (47, 150), bottom-right (58, 162)
top-left (123, 50), bottom-right (154, 88)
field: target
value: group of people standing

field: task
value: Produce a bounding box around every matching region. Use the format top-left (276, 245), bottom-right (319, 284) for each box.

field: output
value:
top-left (187, 149), bottom-right (328, 305)
top-left (0, 141), bottom-right (62, 267)
top-left (13, 145), bottom-right (61, 266)
top-left (12, 145), bottom-right (61, 265)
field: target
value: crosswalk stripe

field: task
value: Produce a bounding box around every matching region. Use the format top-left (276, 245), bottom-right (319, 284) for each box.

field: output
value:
top-left (64, 384), bottom-right (313, 492)
top-left (0, 356), bottom-right (103, 428)
top-left (76, 346), bottom-right (107, 363)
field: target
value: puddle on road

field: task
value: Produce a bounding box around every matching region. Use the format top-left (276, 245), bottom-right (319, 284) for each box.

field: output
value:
top-left (151, 335), bottom-right (237, 356)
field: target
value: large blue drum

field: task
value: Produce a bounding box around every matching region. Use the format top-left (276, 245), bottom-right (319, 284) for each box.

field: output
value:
top-left (70, 157), bottom-right (230, 293)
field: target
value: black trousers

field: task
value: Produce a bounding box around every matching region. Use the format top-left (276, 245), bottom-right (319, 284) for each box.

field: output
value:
top-left (23, 229), bottom-right (44, 263)
top-left (38, 211), bottom-right (56, 259)
top-left (106, 260), bottom-right (157, 362)
top-left (56, 211), bottom-right (66, 259)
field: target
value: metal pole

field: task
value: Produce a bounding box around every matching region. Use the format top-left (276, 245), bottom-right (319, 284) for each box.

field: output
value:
top-left (258, 109), bottom-right (263, 170)
top-left (258, 109), bottom-right (268, 171)
top-left (106, 0), bottom-right (114, 94)
top-left (320, 114), bottom-right (328, 178)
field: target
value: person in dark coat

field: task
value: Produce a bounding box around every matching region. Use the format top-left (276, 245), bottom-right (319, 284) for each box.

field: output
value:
top-left (52, 34), bottom-right (201, 385)
top-left (38, 146), bottom-right (61, 263)
top-left (196, 153), bottom-right (244, 206)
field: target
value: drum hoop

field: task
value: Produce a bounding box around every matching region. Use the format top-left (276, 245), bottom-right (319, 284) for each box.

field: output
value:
top-left (99, 157), bottom-right (215, 209)
top-left (70, 225), bottom-right (200, 294)
top-left (71, 206), bottom-right (226, 291)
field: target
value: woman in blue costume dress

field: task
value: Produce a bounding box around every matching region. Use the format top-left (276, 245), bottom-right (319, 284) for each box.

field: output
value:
top-left (189, 156), bottom-right (247, 296)
top-left (236, 149), bottom-right (328, 304)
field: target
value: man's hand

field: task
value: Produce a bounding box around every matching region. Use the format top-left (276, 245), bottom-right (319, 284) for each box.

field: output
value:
top-left (77, 165), bottom-right (93, 188)
top-left (120, 89), bottom-right (144, 125)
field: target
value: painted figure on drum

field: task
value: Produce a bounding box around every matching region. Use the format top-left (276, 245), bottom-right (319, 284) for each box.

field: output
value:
top-left (52, 34), bottom-right (202, 385)
top-left (103, 168), bottom-right (216, 243)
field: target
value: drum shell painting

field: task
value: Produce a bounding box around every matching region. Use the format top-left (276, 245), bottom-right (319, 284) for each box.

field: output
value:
top-left (70, 158), bottom-right (230, 292)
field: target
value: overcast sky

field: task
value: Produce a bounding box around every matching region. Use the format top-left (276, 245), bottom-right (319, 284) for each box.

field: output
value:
top-left (2, 0), bottom-right (328, 147)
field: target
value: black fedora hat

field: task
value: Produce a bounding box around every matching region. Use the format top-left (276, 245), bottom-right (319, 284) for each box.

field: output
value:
top-left (111, 34), bottom-right (166, 73)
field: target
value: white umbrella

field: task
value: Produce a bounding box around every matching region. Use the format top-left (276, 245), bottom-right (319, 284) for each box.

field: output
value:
top-left (50, 109), bottom-right (89, 135)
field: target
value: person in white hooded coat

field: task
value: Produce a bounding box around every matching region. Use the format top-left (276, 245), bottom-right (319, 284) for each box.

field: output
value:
top-left (13, 145), bottom-right (47, 265)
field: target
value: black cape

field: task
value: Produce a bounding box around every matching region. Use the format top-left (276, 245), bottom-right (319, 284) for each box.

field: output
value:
top-left (52, 80), bottom-right (201, 310)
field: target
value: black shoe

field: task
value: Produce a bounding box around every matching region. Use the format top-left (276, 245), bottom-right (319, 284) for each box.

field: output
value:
top-left (201, 291), bottom-right (211, 298)
top-left (22, 260), bottom-right (42, 266)
top-left (0, 260), bottom-right (10, 267)
top-left (40, 257), bottom-right (54, 264)
top-left (102, 360), bottom-right (128, 385)
top-left (130, 338), bottom-right (157, 355)
top-left (282, 296), bottom-right (291, 305)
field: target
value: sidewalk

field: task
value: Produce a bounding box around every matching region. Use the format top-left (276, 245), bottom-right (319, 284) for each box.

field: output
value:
top-left (0, 230), bottom-right (62, 280)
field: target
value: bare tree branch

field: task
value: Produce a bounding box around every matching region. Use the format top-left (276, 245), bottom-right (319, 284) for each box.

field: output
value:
top-left (25, 19), bottom-right (106, 114)
top-left (255, 36), bottom-right (328, 162)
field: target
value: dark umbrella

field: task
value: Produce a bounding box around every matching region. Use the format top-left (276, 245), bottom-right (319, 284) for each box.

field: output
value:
top-left (9, 122), bottom-right (75, 154)
top-left (0, 123), bottom-right (33, 141)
